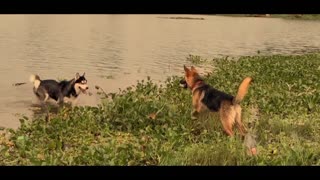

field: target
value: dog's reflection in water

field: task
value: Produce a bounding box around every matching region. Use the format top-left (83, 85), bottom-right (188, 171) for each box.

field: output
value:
top-left (29, 102), bottom-right (72, 121)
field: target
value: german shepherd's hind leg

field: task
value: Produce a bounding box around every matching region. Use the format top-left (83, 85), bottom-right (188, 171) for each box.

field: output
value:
top-left (219, 102), bottom-right (236, 136)
top-left (235, 105), bottom-right (247, 137)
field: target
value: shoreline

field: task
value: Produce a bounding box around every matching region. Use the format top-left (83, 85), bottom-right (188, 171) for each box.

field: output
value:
top-left (1, 53), bottom-right (320, 165)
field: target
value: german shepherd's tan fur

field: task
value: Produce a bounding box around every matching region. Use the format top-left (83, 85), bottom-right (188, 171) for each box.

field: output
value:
top-left (183, 65), bottom-right (252, 137)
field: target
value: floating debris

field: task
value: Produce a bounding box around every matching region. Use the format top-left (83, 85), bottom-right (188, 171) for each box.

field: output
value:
top-left (12, 82), bottom-right (27, 86)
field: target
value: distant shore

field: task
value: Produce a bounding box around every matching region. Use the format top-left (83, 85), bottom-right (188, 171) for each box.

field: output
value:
top-left (159, 15), bottom-right (320, 21)
top-left (214, 14), bottom-right (320, 20)
top-left (157, 16), bottom-right (205, 20)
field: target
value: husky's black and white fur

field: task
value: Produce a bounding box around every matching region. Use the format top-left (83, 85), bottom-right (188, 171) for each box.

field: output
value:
top-left (29, 73), bottom-right (89, 105)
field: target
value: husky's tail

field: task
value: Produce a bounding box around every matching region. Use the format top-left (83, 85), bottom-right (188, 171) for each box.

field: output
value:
top-left (29, 74), bottom-right (41, 89)
top-left (233, 77), bottom-right (253, 104)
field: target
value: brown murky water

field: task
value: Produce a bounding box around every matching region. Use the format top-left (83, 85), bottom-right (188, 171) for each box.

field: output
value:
top-left (1, 14), bottom-right (320, 129)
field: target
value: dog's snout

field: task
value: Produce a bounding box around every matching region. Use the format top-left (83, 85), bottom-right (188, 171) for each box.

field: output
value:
top-left (86, 87), bottom-right (89, 90)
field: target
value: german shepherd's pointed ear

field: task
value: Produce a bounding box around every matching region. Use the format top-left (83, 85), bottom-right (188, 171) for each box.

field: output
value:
top-left (75, 73), bottom-right (80, 80)
top-left (191, 66), bottom-right (197, 72)
top-left (82, 72), bottom-right (86, 77)
top-left (184, 65), bottom-right (190, 73)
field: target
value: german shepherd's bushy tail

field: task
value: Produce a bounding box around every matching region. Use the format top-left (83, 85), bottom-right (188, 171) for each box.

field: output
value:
top-left (233, 77), bottom-right (253, 104)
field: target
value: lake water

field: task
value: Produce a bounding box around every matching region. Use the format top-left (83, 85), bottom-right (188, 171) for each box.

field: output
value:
top-left (1, 14), bottom-right (320, 129)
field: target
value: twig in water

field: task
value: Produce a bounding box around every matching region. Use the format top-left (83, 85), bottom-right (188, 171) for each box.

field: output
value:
top-left (12, 82), bottom-right (27, 86)
top-left (95, 85), bottom-right (108, 97)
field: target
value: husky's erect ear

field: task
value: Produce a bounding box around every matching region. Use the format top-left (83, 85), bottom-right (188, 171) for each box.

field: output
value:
top-left (82, 72), bottom-right (86, 77)
top-left (75, 73), bottom-right (80, 79)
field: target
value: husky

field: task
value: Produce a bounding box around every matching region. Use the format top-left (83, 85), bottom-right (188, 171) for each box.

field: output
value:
top-left (29, 72), bottom-right (89, 105)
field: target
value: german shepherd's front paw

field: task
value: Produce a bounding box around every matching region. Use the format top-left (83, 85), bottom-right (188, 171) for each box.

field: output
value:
top-left (191, 110), bottom-right (198, 120)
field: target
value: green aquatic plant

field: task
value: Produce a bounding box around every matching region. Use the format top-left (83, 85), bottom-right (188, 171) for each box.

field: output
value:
top-left (1, 53), bottom-right (320, 165)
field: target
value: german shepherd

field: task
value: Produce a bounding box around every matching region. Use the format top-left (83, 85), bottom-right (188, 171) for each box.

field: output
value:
top-left (181, 65), bottom-right (252, 137)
